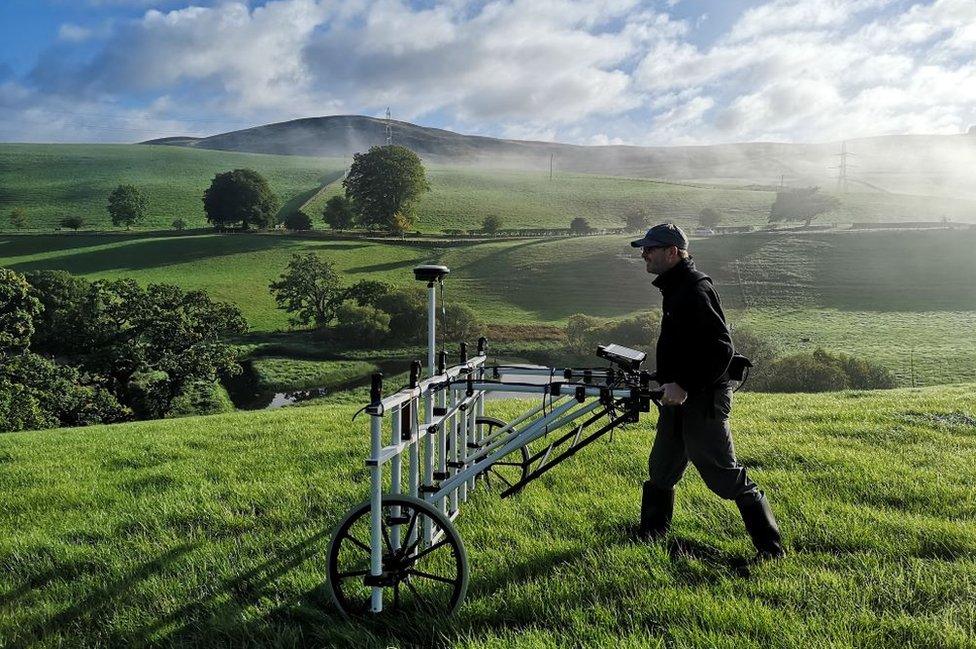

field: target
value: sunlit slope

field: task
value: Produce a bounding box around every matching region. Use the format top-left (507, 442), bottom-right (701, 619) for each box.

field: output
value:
top-left (2, 385), bottom-right (975, 647)
top-left (3, 229), bottom-right (975, 386)
top-left (5, 144), bottom-right (976, 235)
top-left (0, 144), bottom-right (347, 230)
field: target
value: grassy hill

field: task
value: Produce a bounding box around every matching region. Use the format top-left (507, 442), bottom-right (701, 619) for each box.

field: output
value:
top-left (4, 144), bottom-right (976, 234)
top-left (143, 115), bottom-right (976, 199)
top-left (2, 228), bottom-right (976, 387)
top-left (1, 385), bottom-right (975, 647)
top-left (0, 144), bottom-right (347, 231)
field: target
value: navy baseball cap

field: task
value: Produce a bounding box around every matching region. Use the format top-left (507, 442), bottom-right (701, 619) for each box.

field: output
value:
top-left (630, 223), bottom-right (688, 249)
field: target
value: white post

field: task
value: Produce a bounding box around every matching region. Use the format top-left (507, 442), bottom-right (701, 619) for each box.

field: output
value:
top-left (369, 414), bottom-right (383, 613)
top-left (423, 280), bottom-right (436, 545)
top-left (390, 405), bottom-right (402, 552)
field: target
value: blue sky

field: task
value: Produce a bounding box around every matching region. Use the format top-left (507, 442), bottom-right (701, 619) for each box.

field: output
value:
top-left (0, 0), bottom-right (973, 144)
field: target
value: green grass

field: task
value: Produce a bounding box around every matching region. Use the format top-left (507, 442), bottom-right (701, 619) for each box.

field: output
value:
top-left (251, 358), bottom-right (378, 392)
top-left (2, 385), bottom-right (976, 646)
top-left (0, 144), bottom-right (347, 230)
top-left (6, 144), bottom-right (975, 236)
top-left (2, 228), bottom-right (975, 386)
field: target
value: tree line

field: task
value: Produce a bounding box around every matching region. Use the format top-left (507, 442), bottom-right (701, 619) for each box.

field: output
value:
top-left (1, 268), bottom-right (246, 433)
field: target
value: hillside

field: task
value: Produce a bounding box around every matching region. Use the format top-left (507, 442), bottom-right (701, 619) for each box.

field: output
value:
top-left (2, 229), bottom-right (976, 387)
top-left (0, 144), bottom-right (347, 231)
top-left (1, 386), bottom-right (975, 646)
top-left (143, 114), bottom-right (976, 197)
top-left (4, 144), bottom-right (976, 233)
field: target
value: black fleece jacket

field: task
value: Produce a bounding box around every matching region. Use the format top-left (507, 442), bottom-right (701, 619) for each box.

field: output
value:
top-left (652, 257), bottom-right (734, 394)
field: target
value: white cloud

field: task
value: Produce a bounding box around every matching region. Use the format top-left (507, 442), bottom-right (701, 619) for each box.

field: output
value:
top-left (8, 0), bottom-right (976, 145)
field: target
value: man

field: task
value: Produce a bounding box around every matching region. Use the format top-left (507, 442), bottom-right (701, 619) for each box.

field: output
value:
top-left (631, 223), bottom-right (784, 559)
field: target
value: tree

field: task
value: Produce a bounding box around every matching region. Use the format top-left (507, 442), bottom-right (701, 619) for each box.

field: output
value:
top-left (0, 268), bottom-right (42, 355)
top-left (269, 253), bottom-right (343, 328)
top-left (9, 208), bottom-right (27, 229)
top-left (622, 208), bottom-right (650, 233)
top-left (283, 211), bottom-right (313, 231)
top-left (569, 217), bottom-right (592, 235)
top-left (60, 216), bottom-right (85, 232)
top-left (269, 253), bottom-right (392, 329)
top-left (323, 195), bottom-right (355, 230)
top-left (107, 184), bottom-right (148, 230)
top-left (171, 218), bottom-right (186, 231)
top-left (699, 208), bottom-right (722, 228)
top-left (343, 145), bottom-right (430, 230)
top-left (334, 303), bottom-right (391, 346)
top-left (203, 168), bottom-right (280, 230)
top-left (23, 270), bottom-right (89, 356)
top-left (482, 214), bottom-right (502, 235)
top-left (769, 187), bottom-right (840, 227)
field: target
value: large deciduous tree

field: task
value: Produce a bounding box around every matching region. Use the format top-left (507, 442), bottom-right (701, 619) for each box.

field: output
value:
top-left (108, 184), bottom-right (148, 229)
top-left (269, 253), bottom-right (391, 328)
top-left (623, 208), bottom-right (650, 233)
top-left (343, 145), bottom-right (430, 230)
top-left (769, 187), bottom-right (840, 227)
top-left (203, 168), bottom-right (280, 230)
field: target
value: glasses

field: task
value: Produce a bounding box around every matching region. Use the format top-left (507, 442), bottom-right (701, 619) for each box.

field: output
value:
top-left (641, 245), bottom-right (668, 253)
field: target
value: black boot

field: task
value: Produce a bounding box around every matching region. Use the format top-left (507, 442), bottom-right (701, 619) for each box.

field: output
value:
top-left (736, 492), bottom-right (785, 559)
top-left (639, 481), bottom-right (674, 540)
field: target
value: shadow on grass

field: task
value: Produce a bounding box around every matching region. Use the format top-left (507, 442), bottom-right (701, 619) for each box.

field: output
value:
top-left (7, 544), bottom-right (196, 649)
top-left (4, 234), bottom-right (306, 275)
top-left (124, 529), bottom-right (367, 647)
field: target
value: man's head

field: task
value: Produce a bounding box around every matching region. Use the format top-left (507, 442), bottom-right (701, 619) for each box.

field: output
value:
top-left (630, 223), bottom-right (689, 274)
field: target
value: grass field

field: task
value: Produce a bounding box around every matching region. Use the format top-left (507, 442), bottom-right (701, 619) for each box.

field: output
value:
top-left (4, 144), bottom-right (976, 235)
top-left (251, 358), bottom-right (378, 393)
top-left (2, 229), bottom-right (975, 387)
top-left (1, 385), bottom-right (975, 646)
top-left (0, 144), bottom-right (347, 231)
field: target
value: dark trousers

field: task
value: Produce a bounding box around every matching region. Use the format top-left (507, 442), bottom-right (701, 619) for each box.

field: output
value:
top-left (648, 386), bottom-right (760, 503)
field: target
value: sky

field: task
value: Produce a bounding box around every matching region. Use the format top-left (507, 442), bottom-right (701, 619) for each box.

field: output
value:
top-left (0, 0), bottom-right (973, 146)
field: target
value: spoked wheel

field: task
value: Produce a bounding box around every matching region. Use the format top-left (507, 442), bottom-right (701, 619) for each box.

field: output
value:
top-left (475, 416), bottom-right (530, 492)
top-left (327, 495), bottom-right (468, 618)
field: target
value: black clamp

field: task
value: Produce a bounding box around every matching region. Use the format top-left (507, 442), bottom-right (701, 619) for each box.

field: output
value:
top-left (437, 351), bottom-right (447, 375)
top-left (478, 336), bottom-right (488, 355)
top-left (563, 368), bottom-right (573, 380)
top-left (575, 385), bottom-right (587, 403)
top-left (410, 360), bottom-right (422, 388)
top-left (433, 406), bottom-right (447, 416)
top-left (460, 342), bottom-right (468, 364)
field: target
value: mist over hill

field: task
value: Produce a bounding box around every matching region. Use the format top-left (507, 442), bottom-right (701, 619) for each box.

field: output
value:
top-left (143, 115), bottom-right (976, 198)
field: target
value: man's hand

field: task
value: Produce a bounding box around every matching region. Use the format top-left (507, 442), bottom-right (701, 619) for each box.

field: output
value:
top-left (660, 382), bottom-right (688, 406)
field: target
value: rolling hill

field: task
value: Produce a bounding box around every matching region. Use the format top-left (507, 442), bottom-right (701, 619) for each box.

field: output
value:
top-left (3, 144), bottom-right (976, 233)
top-left (144, 114), bottom-right (976, 197)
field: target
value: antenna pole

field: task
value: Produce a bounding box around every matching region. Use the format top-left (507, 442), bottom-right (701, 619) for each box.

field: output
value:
top-left (385, 107), bottom-right (393, 146)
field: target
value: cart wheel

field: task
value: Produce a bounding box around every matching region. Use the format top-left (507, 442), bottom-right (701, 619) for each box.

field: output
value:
top-left (327, 495), bottom-right (468, 618)
top-left (476, 416), bottom-right (530, 491)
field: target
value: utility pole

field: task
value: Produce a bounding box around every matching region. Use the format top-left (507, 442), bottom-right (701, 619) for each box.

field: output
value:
top-left (385, 107), bottom-right (393, 146)
top-left (832, 141), bottom-right (854, 193)
top-left (549, 153), bottom-right (554, 181)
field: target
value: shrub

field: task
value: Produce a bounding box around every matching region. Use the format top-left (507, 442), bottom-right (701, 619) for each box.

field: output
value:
top-left (439, 303), bottom-right (482, 342)
top-left (126, 369), bottom-right (172, 420)
top-left (172, 218), bottom-right (187, 231)
top-left (754, 348), bottom-right (895, 392)
top-left (283, 211), bottom-right (313, 231)
top-left (482, 214), bottom-right (502, 234)
top-left (374, 288), bottom-right (427, 344)
top-left (333, 303), bottom-right (391, 346)
top-left (565, 312), bottom-right (660, 359)
top-left (168, 381), bottom-right (235, 417)
top-left (59, 216), bottom-right (85, 231)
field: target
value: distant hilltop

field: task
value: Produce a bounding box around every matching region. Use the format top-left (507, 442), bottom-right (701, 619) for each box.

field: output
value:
top-left (143, 115), bottom-right (976, 196)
